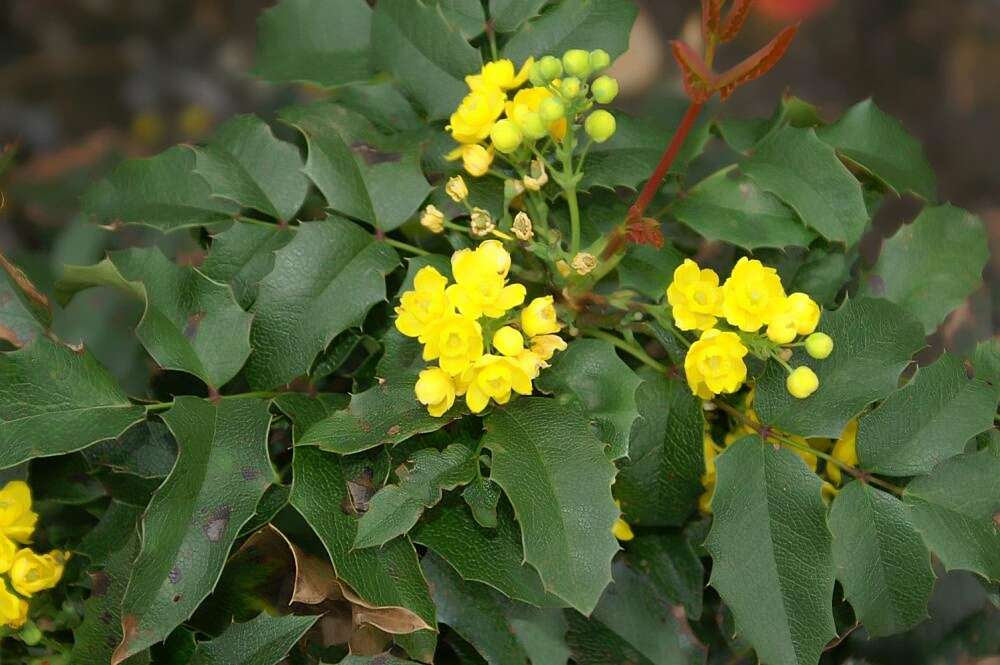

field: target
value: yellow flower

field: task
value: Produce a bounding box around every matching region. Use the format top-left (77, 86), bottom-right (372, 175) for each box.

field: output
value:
top-left (419, 204), bottom-right (445, 234)
top-left (530, 334), bottom-right (567, 361)
top-left (666, 259), bottom-right (725, 331)
top-left (521, 296), bottom-right (560, 337)
top-left (684, 329), bottom-right (749, 399)
top-left (787, 366), bottom-right (819, 399)
top-left (0, 535), bottom-right (14, 574)
top-left (699, 434), bottom-right (719, 515)
top-left (826, 420), bottom-right (858, 485)
top-left (415, 368), bottom-right (457, 417)
top-left (767, 292), bottom-right (821, 343)
top-left (449, 88), bottom-right (506, 144)
top-left (446, 144), bottom-right (494, 177)
top-left (422, 312), bottom-right (484, 376)
top-left (612, 501), bottom-right (634, 542)
top-left (445, 176), bottom-right (469, 202)
top-left (465, 58), bottom-right (533, 93)
top-left (447, 244), bottom-right (526, 319)
top-left (722, 257), bottom-right (787, 332)
top-left (504, 87), bottom-right (568, 140)
top-left (461, 355), bottom-right (533, 413)
top-left (0, 481), bottom-right (36, 545)
top-left (0, 579), bottom-right (27, 629)
top-left (10, 549), bottom-right (66, 597)
top-left (395, 267), bottom-right (452, 342)
top-left (515, 350), bottom-right (547, 379)
top-left (492, 326), bottom-right (525, 357)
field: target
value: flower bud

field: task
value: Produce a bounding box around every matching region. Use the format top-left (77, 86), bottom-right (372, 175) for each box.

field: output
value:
top-left (516, 111), bottom-right (548, 140)
top-left (562, 49), bottom-right (592, 78)
top-left (490, 119), bottom-right (523, 153)
top-left (445, 175), bottom-right (468, 202)
top-left (420, 205), bottom-right (445, 234)
top-left (537, 55), bottom-right (563, 81)
top-left (470, 207), bottom-right (495, 237)
top-left (539, 97), bottom-right (565, 123)
top-left (591, 75), bottom-right (619, 104)
top-left (512, 211), bottom-right (534, 241)
top-left (493, 326), bottom-right (525, 357)
top-left (585, 110), bottom-right (616, 143)
top-left (460, 144), bottom-right (493, 177)
top-left (805, 332), bottom-right (834, 359)
top-left (589, 49), bottom-right (612, 72)
top-left (787, 366), bottom-right (819, 399)
top-left (559, 77), bottom-right (582, 98)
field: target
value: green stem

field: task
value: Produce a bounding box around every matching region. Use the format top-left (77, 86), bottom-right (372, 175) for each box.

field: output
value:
top-left (383, 237), bottom-right (430, 256)
top-left (443, 220), bottom-right (472, 235)
top-left (580, 328), bottom-right (669, 374)
top-left (566, 185), bottom-right (581, 255)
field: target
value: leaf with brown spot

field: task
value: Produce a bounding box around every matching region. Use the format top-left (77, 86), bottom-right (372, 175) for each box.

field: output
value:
top-left (0, 251), bottom-right (50, 348)
top-left (716, 24), bottom-right (798, 100)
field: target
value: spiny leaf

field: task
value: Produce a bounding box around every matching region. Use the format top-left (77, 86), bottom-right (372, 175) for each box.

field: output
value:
top-left (489, 0), bottom-right (549, 33)
top-left (201, 222), bottom-right (293, 310)
top-left (189, 612), bottom-right (319, 665)
top-left (0, 252), bottom-right (50, 348)
top-left (625, 532), bottom-right (705, 620)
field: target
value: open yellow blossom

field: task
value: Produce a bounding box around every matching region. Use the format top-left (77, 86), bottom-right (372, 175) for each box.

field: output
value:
top-left (684, 329), bottom-right (749, 399)
top-left (666, 259), bottom-right (725, 331)
top-left (722, 257), bottom-right (787, 332)
top-left (466, 58), bottom-right (534, 92)
top-left (826, 420), bottom-right (858, 485)
top-left (0, 536), bottom-right (14, 574)
top-left (395, 267), bottom-right (452, 342)
top-left (10, 549), bottom-right (66, 597)
top-left (446, 144), bottom-right (494, 177)
top-left (449, 88), bottom-right (506, 144)
top-left (415, 368), bottom-right (457, 417)
top-left (0, 579), bottom-right (27, 629)
top-left (447, 246), bottom-right (526, 319)
top-left (515, 350), bottom-right (547, 379)
top-left (767, 292), bottom-right (821, 343)
top-left (462, 355), bottom-right (534, 413)
top-left (530, 334), bottom-right (567, 361)
top-left (521, 296), bottom-right (561, 337)
top-left (422, 312), bottom-right (484, 376)
top-left (504, 87), bottom-right (568, 140)
top-left (0, 481), bottom-right (37, 545)
top-left (612, 501), bottom-right (634, 542)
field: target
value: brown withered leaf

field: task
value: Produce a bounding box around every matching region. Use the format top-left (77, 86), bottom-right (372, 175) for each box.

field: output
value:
top-left (716, 24), bottom-right (799, 100)
top-left (720, 0), bottom-right (754, 42)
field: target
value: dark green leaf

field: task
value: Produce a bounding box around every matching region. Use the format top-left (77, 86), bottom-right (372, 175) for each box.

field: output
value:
top-left (332, 82), bottom-right (425, 133)
top-left (201, 222), bottom-right (293, 310)
top-left (82, 146), bottom-right (238, 233)
top-left (76, 500), bottom-right (142, 567)
top-left (245, 218), bottom-right (399, 389)
top-left (502, 0), bottom-right (637, 66)
top-left (58, 247), bottom-right (253, 388)
top-left (189, 612), bottom-right (319, 665)
top-left (0, 336), bottom-right (145, 468)
top-left (273, 393), bottom-right (350, 444)
top-left (861, 204), bottom-right (988, 333)
top-left (857, 353), bottom-right (996, 476)
top-left (828, 481), bottom-right (934, 636)
top-left (437, 0), bottom-right (486, 37)
top-left (755, 298), bottom-right (925, 439)
top-left (617, 376), bottom-right (703, 527)
top-left (489, 0), bottom-right (549, 32)
top-left (817, 99), bottom-right (936, 200)
top-left (973, 338), bottom-right (1000, 403)
top-left (483, 398), bottom-right (618, 614)
top-left (462, 476), bottom-right (501, 528)
top-left (0, 252), bottom-right (50, 348)
top-left (83, 421), bottom-right (177, 480)
top-left (625, 532), bottom-right (704, 620)
top-left (705, 436), bottom-right (836, 665)
top-left (617, 242), bottom-right (684, 301)
top-left (741, 126), bottom-right (869, 246)
top-left (254, 0), bottom-right (373, 87)
top-left (113, 397), bottom-right (273, 662)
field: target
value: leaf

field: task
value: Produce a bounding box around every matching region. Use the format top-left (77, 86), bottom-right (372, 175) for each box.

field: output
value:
top-left (0, 252), bottom-right (50, 348)
top-left (625, 532), bottom-right (704, 620)
top-left (289, 446), bottom-right (436, 626)
top-left (489, 0), bottom-right (549, 32)
top-left (0, 336), bottom-right (145, 468)
top-left (354, 444), bottom-right (477, 549)
top-left (565, 560), bottom-right (699, 665)
top-left (372, 0), bottom-right (483, 120)
top-left (201, 222), bottom-right (294, 309)
top-left (298, 331), bottom-right (461, 453)
top-left (502, 0), bottom-right (638, 68)
top-left (58, 247), bottom-right (253, 389)
top-left (817, 99), bottom-right (936, 200)
top-left (112, 397), bottom-right (274, 663)
top-left (412, 500), bottom-right (562, 608)
top-left (436, 0), bottom-right (486, 37)
top-left (244, 218), bottom-right (399, 389)
top-left (861, 204), bottom-right (988, 333)
top-left (741, 126), bottom-right (869, 246)
top-left (422, 552), bottom-right (531, 665)
top-left (715, 25), bottom-right (798, 100)
top-left (973, 338), bottom-right (1000, 403)
top-left (705, 436), bottom-right (836, 665)
top-left (483, 398), bottom-right (618, 614)
top-left (857, 353), bottom-right (996, 476)
top-left (671, 168), bottom-right (816, 250)
top-left (77, 500), bottom-right (143, 567)
top-left (253, 0), bottom-right (373, 87)
top-left (671, 40), bottom-right (715, 104)
top-left (755, 298), bottom-right (925, 439)
top-left (828, 481), bottom-right (934, 636)
top-left (283, 105), bottom-right (432, 231)
top-left (616, 375), bottom-right (704, 527)
top-left (193, 115), bottom-right (309, 222)
top-left (332, 82), bottom-right (425, 133)
top-left (462, 475), bottom-right (502, 528)
top-left (903, 451), bottom-right (1000, 582)
top-left (617, 241), bottom-right (685, 301)
top-left (536, 340), bottom-right (641, 460)
top-left (333, 657), bottom-right (420, 665)
top-left (273, 393), bottom-right (351, 443)
top-left (83, 421), bottom-right (177, 480)
top-left (82, 146), bottom-right (238, 233)
top-left (189, 612), bottom-right (319, 665)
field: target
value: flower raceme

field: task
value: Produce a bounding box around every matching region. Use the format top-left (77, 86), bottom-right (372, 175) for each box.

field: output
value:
top-left (396, 241), bottom-right (567, 416)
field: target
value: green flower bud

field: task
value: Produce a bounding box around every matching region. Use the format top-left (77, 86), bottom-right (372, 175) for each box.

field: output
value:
top-left (490, 119), bottom-right (523, 154)
top-left (584, 110), bottom-right (616, 143)
top-left (591, 75), bottom-right (619, 104)
top-left (560, 76), bottom-right (582, 98)
top-left (589, 49), bottom-right (612, 72)
top-left (539, 97), bottom-right (566, 123)
top-left (562, 49), bottom-right (592, 78)
top-left (804, 332), bottom-right (834, 359)
top-left (537, 55), bottom-right (563, 81)
top-left (517, 111), bottom-right (548, 140)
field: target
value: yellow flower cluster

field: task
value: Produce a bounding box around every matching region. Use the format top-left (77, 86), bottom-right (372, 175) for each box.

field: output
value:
top-left (0, 481), bottom-right (67, 629)
top-left (668, 258), bottom-right (833, 401)
top-left (395, 241), bottom-right (567, 416)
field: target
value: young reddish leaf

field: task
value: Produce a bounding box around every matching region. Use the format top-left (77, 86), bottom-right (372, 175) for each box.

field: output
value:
top-left (757, 0), bottom-right (833, 21)
top-left (715, 24), bottom-right (798, 100)
top-left (701, 0), bottom-right (723, 41)
top-left (671, 41), bottom-right (715, 103)
top-left (720, 0), bottom-right (754, 41)
top-left (626, 217), bottom-right (665, 249)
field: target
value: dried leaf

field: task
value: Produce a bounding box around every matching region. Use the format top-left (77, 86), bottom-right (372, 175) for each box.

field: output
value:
top-left (716, 25), bottom-right (798, 100)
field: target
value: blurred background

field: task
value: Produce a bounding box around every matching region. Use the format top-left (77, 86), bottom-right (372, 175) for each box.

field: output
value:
top-left (0, 1), bottom-right (997, 663)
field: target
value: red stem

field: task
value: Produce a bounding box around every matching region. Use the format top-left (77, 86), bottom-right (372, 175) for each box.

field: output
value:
top-left (627, 101), bottom-right (704, 222)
